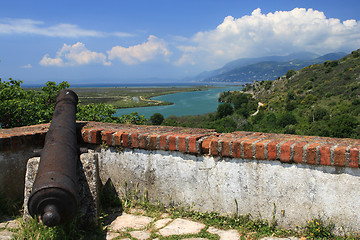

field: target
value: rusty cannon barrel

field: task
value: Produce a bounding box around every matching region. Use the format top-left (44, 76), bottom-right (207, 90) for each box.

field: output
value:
top-left (28, 89), bottom-right (79, 227)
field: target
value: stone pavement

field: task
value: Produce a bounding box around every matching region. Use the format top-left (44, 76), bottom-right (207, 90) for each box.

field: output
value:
top-left (0, 211), bottom-right (305, 240)
top-left (0, 218), bottom-right (18, 239)
top-left (101, 209), bottom-right (304, 240)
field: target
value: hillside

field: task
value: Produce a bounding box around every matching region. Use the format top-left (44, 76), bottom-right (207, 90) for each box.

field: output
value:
top-left (242, 49), bottom-right (360, 138)
top-left (248, 50), bottom-right (360, 101)
top-left (200, 52), bottom-right (346, 83)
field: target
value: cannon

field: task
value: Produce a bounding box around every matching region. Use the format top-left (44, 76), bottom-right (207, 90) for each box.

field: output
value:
top-left (28, 89), bottom-right (79, 227)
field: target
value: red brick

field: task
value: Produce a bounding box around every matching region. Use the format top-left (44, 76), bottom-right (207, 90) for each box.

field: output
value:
top-left (334, 146), bottom-right (346, 167)
top-left (254, 140), bottom-right (269, 160)
top-left (159, 133), bottom-right (172, 151)
top-left (168, 134), bottom-right (180, 151)
top-left (293, 141), bottom-right (308, 163)
top-left (122, 133), bottom-right (130, 148)
top-left (202, 137), bottom-right (215, 155)
top-left (210, 140), bottom-right (219, 156)
top-left (113, 132), bottom-right (123, 146)
top-left (319, 144), bottom-right (332, 166)
top-left (267, 140), bottom-right (281, 160)
top-left (90, 129), bottom-right (103, 144)
top-left (149, 135), bottom-right (158, 150)
top-left (306, 143), bottom-right (321, 165)
top-left (349, 146), bottom-right (359, 168)
top-left (178, 135), bottom-right (189, 153)
top-left (220, 140), bottom-right (231, 157)
top-left (81, 129), bottom-right (90, 143)
top-left (280, 140), bottom-right (297, 163)
top-left (188, 135), bottom-right (204, 154)
top-left (139, 134), bottom-right (149, 149)
top-left (243, 139), bottom-right (259, 159)
top-left (131, 133), bottom-right (139, 148)
top-left (102, 130), bottom-right (115, 146)
top-left (232, 140), bottom-right (241, 158)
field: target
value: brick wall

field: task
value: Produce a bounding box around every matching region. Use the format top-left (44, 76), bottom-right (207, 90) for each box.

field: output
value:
top-left (2, 121), bottom-right (360, 230)
top-left (79, 122), bottom-right (360, 168)
top-left (1, 121), bottom-right (360, 168)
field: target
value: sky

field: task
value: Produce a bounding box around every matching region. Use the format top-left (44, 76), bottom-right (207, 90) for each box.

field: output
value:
top-left (0, 0), bottom-right (359, 85)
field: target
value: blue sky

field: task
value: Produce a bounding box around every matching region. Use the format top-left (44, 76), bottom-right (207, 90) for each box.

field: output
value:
top-left (0, 0), bottom-right (359, 85)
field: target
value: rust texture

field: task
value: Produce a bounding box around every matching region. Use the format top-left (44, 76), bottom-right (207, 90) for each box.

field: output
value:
top-left (28, 89), bottom-right (79, 227)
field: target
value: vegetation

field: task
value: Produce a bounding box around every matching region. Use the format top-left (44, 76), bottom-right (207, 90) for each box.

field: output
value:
top-left (150, 113), bottom-right (164, 125)
top-left (0, 79), bottom-right (146, 128)
top-left (5, 183), bottom-right (360, 239)
top-left (71, 86), bottom-right (212, 108)
top-left (0, 191), bottom-right (22, 217)
top-left (160, 49), bottom-right (360, 139)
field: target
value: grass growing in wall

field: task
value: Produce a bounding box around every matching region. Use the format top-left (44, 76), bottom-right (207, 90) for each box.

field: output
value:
top-left (0, 191), bottom-right (22, 218)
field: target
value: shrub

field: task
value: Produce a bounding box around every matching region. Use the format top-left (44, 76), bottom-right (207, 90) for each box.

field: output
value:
top-left (150, 113), bottom-right (164, 125)
top-left (286, 69), bottom-right (296, 79)
top-left (277, 112), bottom-right (297, 128)
top-left (216, 103), bottom-right (234, 119)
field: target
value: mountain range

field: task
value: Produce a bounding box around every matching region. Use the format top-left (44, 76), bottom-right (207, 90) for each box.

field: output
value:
top-left (196, 52), bottom-right (347, 83)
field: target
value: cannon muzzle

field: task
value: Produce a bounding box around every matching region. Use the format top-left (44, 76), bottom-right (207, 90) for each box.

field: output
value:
top-left (28, 89), bottom-right (79, 227)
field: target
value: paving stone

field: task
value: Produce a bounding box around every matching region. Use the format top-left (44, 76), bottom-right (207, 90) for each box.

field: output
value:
top-left (0, 229), bottom-right (13, 240)
top-left (207, 226), bottom-right (240, 240)
top-left (259, 238), bottom-right (303, 240)
top-left (153, 218), bottom-right (172, 230)
top-left (159, 218), bottom-right (205, 237)
top-left (110, 213), bottom-right (153, 231)
top-left (0, 219), bottom-right (19, 229)
top-left (105, 231), bottom-right (122, 240)
top-left (129, 230), bottom-right (151, 240)
top-left (182, 238), bottom-right (209, 240)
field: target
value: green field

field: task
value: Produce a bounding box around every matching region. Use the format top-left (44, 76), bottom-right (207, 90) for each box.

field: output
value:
top-left (70, 86), bottom-right (213, 108)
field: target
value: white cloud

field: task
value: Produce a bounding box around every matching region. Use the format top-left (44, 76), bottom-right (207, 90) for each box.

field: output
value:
top-left (0, 18), bottom-right (134, 38)
top-left (177, 8), bottom-right (360, 69)
top-left (39, 42), bottom-right (110, 66)
top-left (21, 64), bottom-right (32, 68)
top-left (108, 35), bottom-right (170, 64)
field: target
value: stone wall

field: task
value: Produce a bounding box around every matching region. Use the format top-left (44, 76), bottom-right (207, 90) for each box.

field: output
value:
top-left (1, 121), bottom-right (360, 231)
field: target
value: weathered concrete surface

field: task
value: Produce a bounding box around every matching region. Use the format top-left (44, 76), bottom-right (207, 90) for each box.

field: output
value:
top-left (0, 149), bottom-right (38, 200)
top-left (23, 151), bottom-right (100, 226)
top-left (97, 148), bottom-right (360, 231)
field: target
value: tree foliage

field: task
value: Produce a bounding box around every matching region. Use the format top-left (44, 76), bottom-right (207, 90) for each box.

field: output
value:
top-left (150, 113), bottom-right (164, 125)
top-left (0, 79), bottom-right (146, 128)
top-left (216, 103), bottom-right (234, 119)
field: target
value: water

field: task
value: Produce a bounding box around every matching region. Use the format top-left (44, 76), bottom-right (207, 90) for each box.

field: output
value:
top-left (114, 85), bottom-right (243, 119)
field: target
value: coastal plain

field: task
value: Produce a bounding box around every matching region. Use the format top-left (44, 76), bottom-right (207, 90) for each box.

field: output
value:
top-left (72, 86), bottom-right (213, 108)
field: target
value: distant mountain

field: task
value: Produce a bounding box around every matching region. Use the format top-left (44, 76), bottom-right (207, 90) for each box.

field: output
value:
top-left (198, 52), bottom-right (347, 83)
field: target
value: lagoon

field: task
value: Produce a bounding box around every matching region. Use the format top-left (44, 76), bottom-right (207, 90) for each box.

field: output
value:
top-left (114, 85), bottom-right (243, 119)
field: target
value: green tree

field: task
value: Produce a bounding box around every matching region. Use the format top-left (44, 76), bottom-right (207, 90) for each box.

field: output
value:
top-left (286, 69), bottom-right (296, 78)
top-left (277, 112), bottom-right (297, 128)
top-left (233, 94), bottom-right (250, 110)
top-left (0, 79), bottom-right (69, 128)
top-left (216, 103), bottom-right (233, 119)
top-left (328, 114), bottom-right (358, 138)
top-left (0, 79), bottom-right (147, 128)
top-left (150, 113), bottom-right (164, 125)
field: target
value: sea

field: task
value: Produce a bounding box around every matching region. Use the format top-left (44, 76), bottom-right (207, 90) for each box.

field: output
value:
top-left (113, 84), bottom-right (244, 119)
top-left (23, 82), bottom-right (245, 119)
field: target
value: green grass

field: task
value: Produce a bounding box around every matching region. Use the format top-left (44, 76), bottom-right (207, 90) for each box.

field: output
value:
top-left (7, 181), bottom-right (360, 239)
